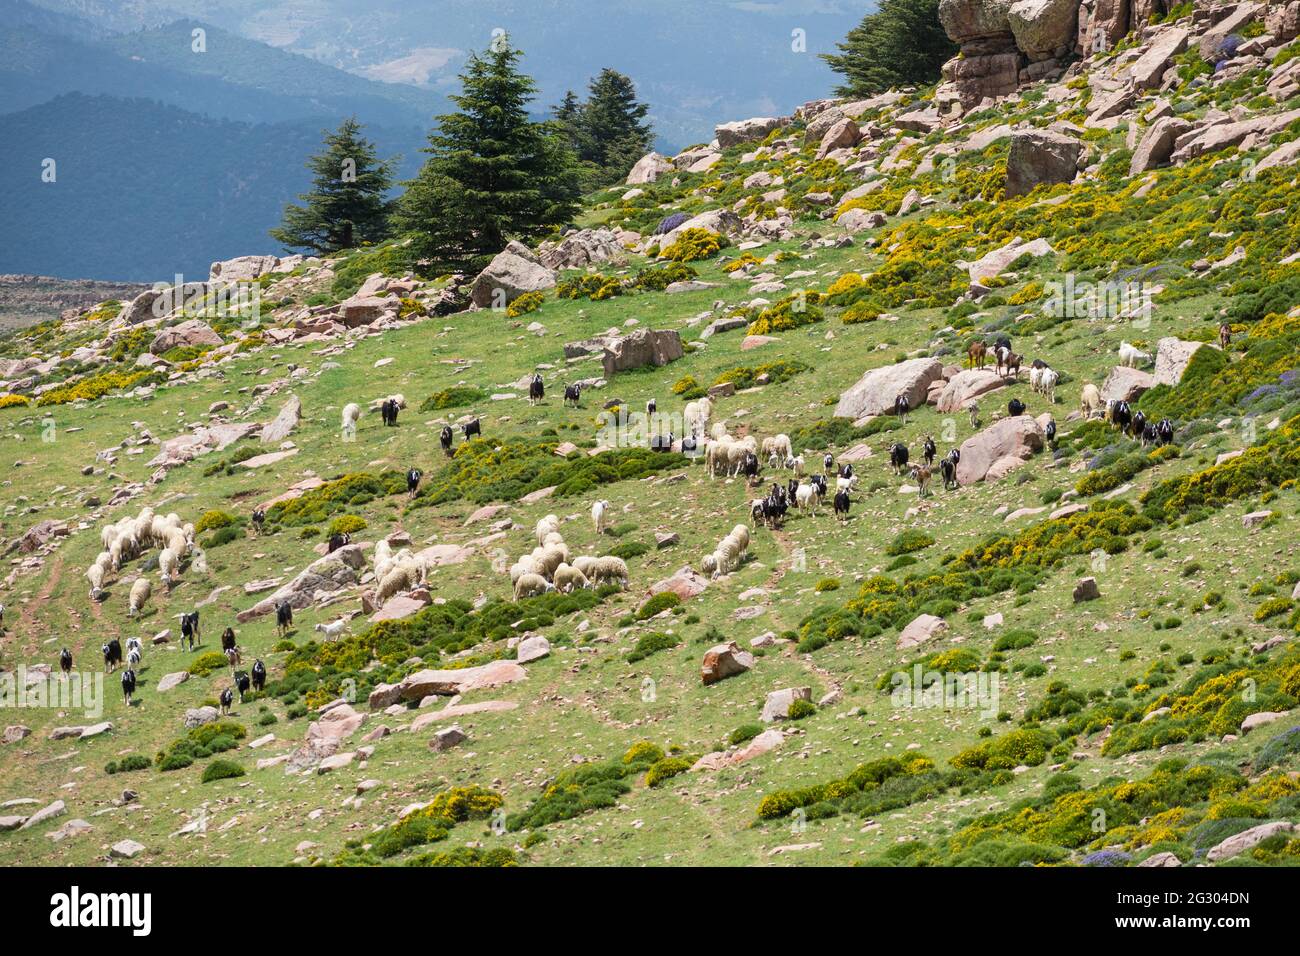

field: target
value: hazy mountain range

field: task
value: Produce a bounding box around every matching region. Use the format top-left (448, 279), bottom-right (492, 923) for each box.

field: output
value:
top-left (0, 0), bottom-right (864, 282)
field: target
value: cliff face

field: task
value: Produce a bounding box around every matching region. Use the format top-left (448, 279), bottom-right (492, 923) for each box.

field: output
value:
top-left (934, 0), bottom-right (1198, 112)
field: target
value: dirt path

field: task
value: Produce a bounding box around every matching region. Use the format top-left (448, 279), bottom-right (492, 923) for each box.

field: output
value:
top-left (14, 553), bottom-right (66, 655)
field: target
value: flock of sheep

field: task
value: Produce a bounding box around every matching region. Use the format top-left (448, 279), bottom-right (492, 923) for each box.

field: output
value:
top-left (86, 506), bottom-right (196, 616)
top-left (507, 511), bottom-right (630, 599)
top-left (372, 539), bottom-right (430, 604)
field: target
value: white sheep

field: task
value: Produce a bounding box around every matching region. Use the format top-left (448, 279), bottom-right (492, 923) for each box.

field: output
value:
top-left (591, 500), bottom-right (609, 535)
top-left (532, 545), bottom-right (567, 580)
top-left (376, 564), bottom-right (418, 604)
top-left (128, 577), bottom-right (152, 617)
top-left (553, 562), bottom-right (590, 593)
top-left (158, 547), bottom-right (179, 589)
top-left (509, 556), bottom-right (541, 584)
top-left (1039, 367), bottom-right (1059, 404)
top-left (571, 555), bottom-right (599, 579)
top-left (589, 556), bottom-right (629, 588)
top-left (730, 524), bottom-right (751, 552)
top-left (514, 572), bottom-right (554, 599)
top-left (342, 403), bottom-right (362, 431)
top-left (86, 564), bottom-right (105, 601)
top-left (1080, 383), bottom-right (1102, 418)
top-left (535, 514), bottom-right (560, 545)
top-left (762, 434), bottom-right (793, 468)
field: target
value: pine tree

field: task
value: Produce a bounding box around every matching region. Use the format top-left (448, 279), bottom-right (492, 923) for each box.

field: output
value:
top-left (575, 68), bottom-right (653, 180)
top-left (394, 40), bottom-right (580, 275)
top-left (552, 89), bottom-right (584, 152)
top-left (270, 118), bottom-right (395, 254)
top-left (821, 0), bottom-right (958, 98)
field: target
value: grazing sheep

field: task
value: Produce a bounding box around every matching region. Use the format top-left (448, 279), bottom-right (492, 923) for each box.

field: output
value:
top-left (701, 553), bottom-right (719, 576)
top-left (535, 514), bottom-right (560, 546)
top-left (128, 577), bottom-right (152, 617)
top-left (158, 547), bottom-right (179, 590)
top-left (514, 572), bottom-right (554, 599)
top-left (591, 499), bottom-right (610, 535)
top-left (376, 564), bottom-right (419, 604)
top-left (730, 524), bottom-right (750, 552)
top-left (553, 563), bottom-right (590, 593)
top-left (1080, 383), bottom-right (1102, 418)
top-left (571, 555), bottom-right (599, 579)
top-left (86, 564), bottom-right (105, 601)
top-left (589, 556), bottom-right (629, 588)
top-left (532, 545), bottom-right (567, 580)
top-left (1118, 341), bottom-right (1150, 368)
top-left (509, 556), bottom-right (541, 584)
top-left (342, 403), bottom-right (362, 433)
top-left (762, 434), bottom-right (793, 469)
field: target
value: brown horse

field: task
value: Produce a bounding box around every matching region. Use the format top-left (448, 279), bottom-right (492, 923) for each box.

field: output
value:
top-left (967, 340), bottom-right (987, 370)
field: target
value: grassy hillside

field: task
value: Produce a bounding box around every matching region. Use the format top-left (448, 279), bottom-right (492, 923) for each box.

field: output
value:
top-left (1, 12), bottom-right (1300, 869)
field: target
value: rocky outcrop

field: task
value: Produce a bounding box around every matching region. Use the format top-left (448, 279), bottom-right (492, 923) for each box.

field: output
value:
top-left (935, 369), bottom-right (1008, 411)
top-left (237, 544), bottom-right (366, 621)
top-left (657, 209), bottom-right (746, 249)
top-left (1129, 116), bottom-right (1193, 174)
top-left (600, 329), bottom-right (684, 377)
top-left (260, 395), bottom-right (301, 444)
top-left (701, 641), bottom-right (754, 685)
top-left (537, 228), bottom-right (630, 270)
top-left (715, 116), bottom-right (785, 148)
top-left (209, 255), bottom-right (280, 283)
top-left (897, 613), bottom-right (948, 650)
top-left (1100, 365), bottom-right (1155, 403)
top-left (1153, 337), bottom-right (1209, 386)
top-left (149, 319), bottom-right (222, 355)
top-left (468, 241), bottom-right (557, 309)
top-left (956, 415), bottom-right (1045, 484)
top-left (367, 659), bottom-right (527, 708)
top-left (1005, 128), bottom-right (1082, 196)
top-left (627, 152), bottom-right (673, 185)
top-left (834, 358), bottom-right (945, 420)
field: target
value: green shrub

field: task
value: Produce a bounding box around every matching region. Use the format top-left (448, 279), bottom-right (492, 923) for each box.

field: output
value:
top-left (628, 631), bottom-right (680, 663)
top-left (201, 759), bottom-right (246, 783)
top-left (635, 592), bottom-right (681, 620)
top-left (419, 386), bottom-right (487, 411)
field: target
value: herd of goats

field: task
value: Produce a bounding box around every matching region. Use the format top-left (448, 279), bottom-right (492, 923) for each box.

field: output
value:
top-left (50, 331), bottom-right (1184, 710)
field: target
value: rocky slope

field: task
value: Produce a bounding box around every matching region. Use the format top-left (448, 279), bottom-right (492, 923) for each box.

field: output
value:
top-left (0, 0), bottom-right (1299, 868)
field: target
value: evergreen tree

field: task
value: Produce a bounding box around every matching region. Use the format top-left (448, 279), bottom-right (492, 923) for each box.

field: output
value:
top-left (394, 40), bottom-right (580, 275)
top-left (575, 68), bottom-right (653, 179)
top-left (821, 0), bottom-right (958, 98)
top-left (552, 89), bottom-right (584, 152)
top-left (270, 118), bottom-right (395, 254)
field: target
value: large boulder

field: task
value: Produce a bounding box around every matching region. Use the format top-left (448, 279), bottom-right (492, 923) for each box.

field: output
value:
top-left (701, 641), bottom-right (755, 685)
top-left (897, 613), bottom-right (948, 650)
top-left (1129, 116), bottom-right (1193, 175)
top-left (601, 329), bottom-right (684, 377)
top-left (626, 152), bottom-right (673, 185)
top-left (1005, 129), bottom-right (1081, 197)
top-left (260, 395), bottom-right (301, 444)
top-left (1206, 821), bottom-right (1293, 863)
top-left (834, 358), bottom-right (945, 420)
top-left (537, 228), bottom-right (627, 271)
top-left (956, 415), bottom-right (1045, 484)
top-left (370, 659), bottom-right (527, 707)
top-left (1129, 26), bottom-right (1189, 90)
top-left (468, 241), bottom-right (557, 309)
top-left (715, 116), bottom-right (784, 148)
top-left (1100, 366), bottom-right (1155, 403)
top-left (761, 687), bottom-right (812, 722)
top-left (148, 319), bottom-right (222, 355)
top-left (209, 255), bottom-right (280, 283)
top-left (236, 544), bottom-right (367, 621)
top-left (935, 369), bottom-right (1008, 412)
top-left (1153, 337), bottom-right (1208, 387)
top-left (1198, 1), bottom-right (1263, 60)
top-left (966, 236), bottom-right (1055, 282)
top-left (657, 209), bottom-right (745, 250)
top-left (1005, 0), bottom-right (1081, 59)
top-left (305, 703), bottom-right (366, 746)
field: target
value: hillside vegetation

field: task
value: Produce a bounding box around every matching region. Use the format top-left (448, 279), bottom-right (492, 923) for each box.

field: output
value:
top-left (1, 0), bottom-right (1300, 869)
